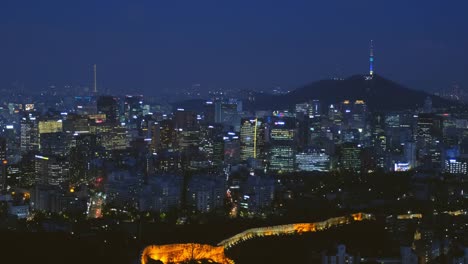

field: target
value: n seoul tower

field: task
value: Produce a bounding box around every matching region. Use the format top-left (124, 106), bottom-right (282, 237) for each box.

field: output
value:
top-left (369, 40), bottom-right (374, 77)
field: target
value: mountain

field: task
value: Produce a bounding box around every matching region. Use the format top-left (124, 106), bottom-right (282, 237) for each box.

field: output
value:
top-left (244, 74), bottom-right (456, 112)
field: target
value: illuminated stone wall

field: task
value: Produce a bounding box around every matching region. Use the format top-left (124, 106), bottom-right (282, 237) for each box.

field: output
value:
top-left (141, 243), bottom-right (234, 264)
top-left (141, 212), bottom-right (374, 264)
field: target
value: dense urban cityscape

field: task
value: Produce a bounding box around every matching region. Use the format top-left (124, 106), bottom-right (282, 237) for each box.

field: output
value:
top-left (1, 58), bottom-right (468, 263)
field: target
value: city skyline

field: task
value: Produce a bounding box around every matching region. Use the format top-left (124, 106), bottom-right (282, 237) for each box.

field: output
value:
top-left (1, 2), bottom-right (468, 264)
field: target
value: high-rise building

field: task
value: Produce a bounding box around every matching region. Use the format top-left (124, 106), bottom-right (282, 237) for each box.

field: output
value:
top-left (223, 132), bottom-right (240, 165)
top-left (98, 126), bottom-right (129, 151)
top-left (295, 149), bottom-right (330, 172)
top-left (444, 158), bottom-right (468, 175)
top-left (177, 129), bottom-right (200, 152)
top-left (310, 99), bottom-right (321, 117)
top-left (268, 117), bottom-right (297, 172)
top-left (97, 96), bottom-right (119, 123)
top-left (240, 118), bottom-right (266, 161)
top-left (34, 154), bottom-right (70, 185)
top-left (159, 120), bottom-right (177, 151)
top-left (215, 99), bottom-right (242, 131)
top-left (74, 96), bottom-right (97, 115)
top-left (38, 120), bottom-right (63, 134)
top-left (123, 95), bottom-right (144, 124)
top-left (295, 102), bottom-right (310, 116)
top-left (20, 115), bottom-right (39, 154)
top-left (416, 114), bottom-right (442, 150)
top-left (174, 109), bottom-right (197, 130)
top-left (339, 143), bottom-right (362, 171)
top-left (352, 100), bottom-right (367, 131)
top-left (203, 101), bottom-right (215, 123)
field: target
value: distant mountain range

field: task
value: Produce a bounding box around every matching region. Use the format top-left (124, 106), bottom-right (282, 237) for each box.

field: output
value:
top-left (174, 74), bottom-right (458, 112)
top-left (245, 74), bottom-right (457, 111)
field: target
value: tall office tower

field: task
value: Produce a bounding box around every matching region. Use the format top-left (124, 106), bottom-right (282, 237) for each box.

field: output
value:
top-left (123, 95), bottom-right (144, 123)
top-left (34, 155), bottom-right (70, 185)
top-left (177, 129), bottom-right (200, 153)
top-left (441, 115), bottom-right (456, 143)
top-left (403, 141), bottom-right (417, 169)
top-left (268, 117), bottom-right (297, 173)
top-left (339, 143), bottom-right (362, 172)
top-left (150, 122), bottom-right (161, 153)
top-left (20, 115), bottom-right (39, 154)
top-left (328, 104), bottom-right (342, 126)
top-left (74, 96), bottom-right (97, 115)
top-left (203, 101), bottom-right (215, 123)
top-left (198, 123), bottom-right (224, 162)
top-left (310, 99), bottom-right (321, 117)
top-left (384, 112), bottom-right (402, 150)
top-left (352, 100), bottom-right (367, 130)
top-left (340, 100), bottom-right (353, 128)
top-left (215, 99), bottom-right (242, 131)
top-left (2, 124), bottom-right (20, 162)
top-left (38, 119), bottom-right (63, 134)
top-left (97, 96), bottom-right (119, 124)
top-left (369, 40), bottom-right (374, 77)
top-left (240, 118), bottom-right (266, 161)
top-left (69, 134), bottom-right (98, 182)
top-left (295, 148), bottom-right (330, 172)
top-left (416, 113), bottom-right (442, 149)
top-left (307, 115), bottom-right (323, 145)
top-left (174, 109), bottom-right (197, 130)
top-left (295, 102), bottom-right (310, 116)
top-left (223, 132), bottom-right (240, 165)
top-left (159, 119), bottom-right (177, 151)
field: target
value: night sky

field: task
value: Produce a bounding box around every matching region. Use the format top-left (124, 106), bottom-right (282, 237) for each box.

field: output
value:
top-left (0, 0), bottom-right (467, 95)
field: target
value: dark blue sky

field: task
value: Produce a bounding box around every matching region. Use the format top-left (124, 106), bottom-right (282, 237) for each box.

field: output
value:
top-left (0, 0), bottom-right (467, 95)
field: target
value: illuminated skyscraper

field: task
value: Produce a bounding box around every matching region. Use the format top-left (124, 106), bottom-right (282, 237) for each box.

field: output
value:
top-left (295, 148), bottom-right (330, 172)
top-left (268, 117), bottom-right (297, 172)
top-left (38, 119), bottom-right (63, 134)
top-left (240, 118), bottom-right (266, 161)
top-left (20, 115), bottom-right (39, 154)
top-left (123, 95), bottom-right (144, 124)
top-left (339, 143), bottom-right (362, 172)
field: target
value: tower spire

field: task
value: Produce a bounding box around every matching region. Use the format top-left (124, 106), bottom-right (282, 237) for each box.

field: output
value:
top-left (369, 40), bottom-right (374, 77)
top-left (93, 64), bottom-right (97, 94)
